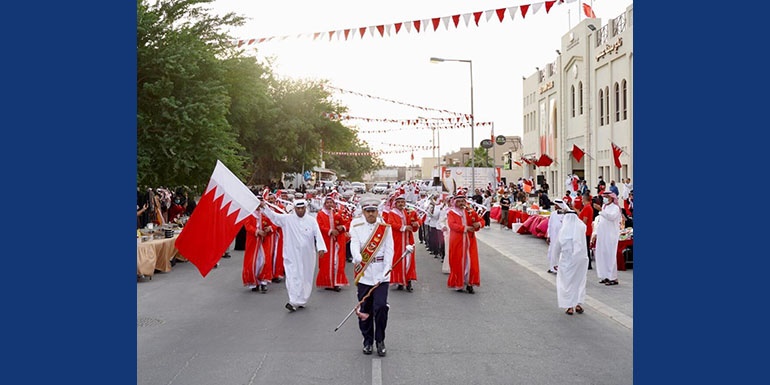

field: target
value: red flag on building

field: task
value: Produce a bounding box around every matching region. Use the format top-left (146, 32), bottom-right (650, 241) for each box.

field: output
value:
top-left (583, 3), bottom-right (597, 18)
top-left (521, 157), bottom-right (533, 165)
top-left (535, 154), bottom-right (553, 167)
top-left (572, 144), bottom-right (585, 162)
top-left (410, 152), bottom-right (414, 161)
top-left (612, 142), bottom-right (623, 168)
top-left (175, 160), bottom-right (261, 277)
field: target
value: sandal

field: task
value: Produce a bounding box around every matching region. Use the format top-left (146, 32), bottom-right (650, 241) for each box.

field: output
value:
top-left (604, 280), bottom-right (619, 286)
top-left (565, 308), bottom-right (574, 315)
top-left (599, 278), bottom-right (609, 284)
top-left (575, 305), bottom-right (584, 314)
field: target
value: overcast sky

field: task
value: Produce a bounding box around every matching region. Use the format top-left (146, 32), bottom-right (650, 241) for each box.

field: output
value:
top-left (206, 0), bottom-right (633, 166)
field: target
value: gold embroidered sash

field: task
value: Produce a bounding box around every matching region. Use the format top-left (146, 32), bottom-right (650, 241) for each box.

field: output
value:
top-left (353, 223), bottom-right (388, 285)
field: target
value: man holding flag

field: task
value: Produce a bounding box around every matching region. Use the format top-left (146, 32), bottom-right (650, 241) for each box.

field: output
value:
top-left (260, 198), bottom-right (327, 312)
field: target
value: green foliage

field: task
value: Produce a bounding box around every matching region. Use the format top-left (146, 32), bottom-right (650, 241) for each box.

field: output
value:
top-left (137, 0), bottom-right (383, 189)
top-left (464, 147), bottom-right (494, 167)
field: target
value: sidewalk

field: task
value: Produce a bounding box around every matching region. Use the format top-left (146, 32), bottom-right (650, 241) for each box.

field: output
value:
top-left (475, 221), bottom-right (633, 330)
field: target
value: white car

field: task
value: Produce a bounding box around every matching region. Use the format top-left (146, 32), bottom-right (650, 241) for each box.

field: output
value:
top-left (350, 182), bottom-right (366, 193)
top-left (371, 183), bottom-right (389, 194)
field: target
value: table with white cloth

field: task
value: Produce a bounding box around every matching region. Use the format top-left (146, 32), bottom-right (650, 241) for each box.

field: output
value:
top-left (137, 235), bottom-right (181, 277)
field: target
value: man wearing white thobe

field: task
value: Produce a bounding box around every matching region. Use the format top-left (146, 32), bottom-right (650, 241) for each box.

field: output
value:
top-left (261, 199), bottom-right (327, 311)
top-left (556, 210), bottom-right (589, 314)
top-left (546, 201), bottom-right (566, 274)
top-left (591, 192), bottom-right (622, 286)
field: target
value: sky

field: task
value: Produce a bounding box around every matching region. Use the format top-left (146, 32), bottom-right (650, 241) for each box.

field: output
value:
top-left (206, 0), bottom-right (633, 167)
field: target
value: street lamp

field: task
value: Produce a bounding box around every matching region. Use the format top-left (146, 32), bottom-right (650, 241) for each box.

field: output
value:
top-left (430, 56), bottom-right (475, 191)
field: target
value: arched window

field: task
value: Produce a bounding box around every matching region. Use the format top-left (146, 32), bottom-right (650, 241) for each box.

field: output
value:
top-left (604, 86), bottom-right (610, 125)
top-left (622, 79), bottom-right (628, 120)
top-left (599, 89), bottom-right (604, 126)
top-left (571, 85), bottom-right (576, 117)
top-left (578, 82), bottom-right (584, 115)
top-left (614, 82), bottom-right (620, 122)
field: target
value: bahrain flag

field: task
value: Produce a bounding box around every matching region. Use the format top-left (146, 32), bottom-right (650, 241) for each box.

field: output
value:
top-left (175, 160), bottom-right (260, 277)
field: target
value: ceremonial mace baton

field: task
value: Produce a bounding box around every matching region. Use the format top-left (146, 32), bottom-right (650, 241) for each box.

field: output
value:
top-left (334, 244), bottom-right (414, 332)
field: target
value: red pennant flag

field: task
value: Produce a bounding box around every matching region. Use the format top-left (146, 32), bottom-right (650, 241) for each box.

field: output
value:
top-left (411, 152), bottom-right (414, 161)
top-left (520, 4), bottom-right (530, 18)
top-left (328, 31), bottom-right (335, 41)
top-left (452, 14), bottom-right (461, 28)
top-left (343, 29), bottom-right (351, 40)
top-left (473, 12), bottom-right (483, 26)
top-left (495, 8), bottom-right (506, 22)
top-left (514, 161), bottom-right (522, 167)
top-left (612, 142), bottom-right (623, 168)
top-left (572, 144), bottom-right (585, 162)
top-left (545, 1), bottom-right (556, 13)
top-left (394, 22), bottom-right (402, 34)
top-left (432, 18), bottom-right (441, 31)
top-left (376, 25), bottom-right (385, 37)
top-left (359, 27), bottom-right (367, 38)
top-left (313, 32), bottom-right (321, 41)
top-left (583, 3), bottom-right (597, 18)
top-left (175, 160), bottom-right (260, 277)
top-left (535, 154), bottom-right (553, 167)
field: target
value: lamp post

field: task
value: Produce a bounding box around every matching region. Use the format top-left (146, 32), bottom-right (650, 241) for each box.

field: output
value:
top-left (430, 56), bottom-right (474, 191)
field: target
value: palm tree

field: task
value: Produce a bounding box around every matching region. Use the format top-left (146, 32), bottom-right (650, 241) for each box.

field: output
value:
top-left (464, 147), bottom-right (493, 167)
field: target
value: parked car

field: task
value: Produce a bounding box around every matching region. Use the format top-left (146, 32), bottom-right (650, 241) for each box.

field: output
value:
top-left (371, 183), bottom-right (389, 194)
top-left (350, 182), bottom-right (366, 193)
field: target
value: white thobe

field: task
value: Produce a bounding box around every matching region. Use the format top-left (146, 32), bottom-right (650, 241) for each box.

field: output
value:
top-left (546, 212), bottom-right (564, 270)
top-left (262, 208), bottom-right (327, 307)
top-left (439, 207), bottom-right (451, 274)
top-left (593, 203), bottom-right (621, 281)
top-left (556, 213), bottom-right (588, 308)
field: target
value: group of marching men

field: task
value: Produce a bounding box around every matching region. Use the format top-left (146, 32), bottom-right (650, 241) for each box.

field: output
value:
top-left (240, 185), bottom-right (487, 300)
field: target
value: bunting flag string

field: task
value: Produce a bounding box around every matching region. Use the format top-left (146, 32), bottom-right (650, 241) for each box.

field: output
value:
top-left (352, 121), bottom-right (493, 134)
top-left (324, 149), bottom-right (417, 156)
top-left (322, 112), bottom-right (469, 125)
top-left (233, 1), bottom-right (566, 47)
top-left (326, 86), bottom-right (469, 117)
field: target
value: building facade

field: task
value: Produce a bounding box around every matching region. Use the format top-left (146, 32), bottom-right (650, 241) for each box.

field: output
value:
top-left (522, 4), bottom-right (633, 196)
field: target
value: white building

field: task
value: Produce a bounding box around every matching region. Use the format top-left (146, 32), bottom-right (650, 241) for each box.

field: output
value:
top-left (522, 4), bottom-right (633, 196)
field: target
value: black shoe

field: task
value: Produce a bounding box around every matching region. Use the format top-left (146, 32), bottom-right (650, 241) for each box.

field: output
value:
top-left (363, 344), bottom-right (373, 355)
top-left (466, 285), bottom-right (474, 294)
top-left (251, 287), bottom-right (259, 292)
top-left (396, 285), bottom-right (404, 291)
top-left (260, 284), bottom-right (268, 293)
top-left (406, 281), bottom-right (413, 292)
top-left (456, 288), bottom-right (465, 293)
top-left (285, 303), bottom-right (297, 312)
top-left (272, 277), bottom-right (283, 283)
top-left (222, 253), bottom-right (231, 259)
top-left (376, 341), bottom-right (386, 357)
top-left (588, 266), bottom-right (593, 270)
top-left (599, 278), bottom-right (609, 284)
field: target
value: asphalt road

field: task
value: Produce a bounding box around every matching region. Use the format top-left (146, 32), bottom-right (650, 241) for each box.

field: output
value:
top-left (138, 207), bottom-right (632, 385)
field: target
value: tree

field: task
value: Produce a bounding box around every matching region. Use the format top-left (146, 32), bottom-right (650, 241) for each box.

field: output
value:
top-left (137, 0), bottom-right (247, 188)
top-left (464, 147), bottom-right (493, 167)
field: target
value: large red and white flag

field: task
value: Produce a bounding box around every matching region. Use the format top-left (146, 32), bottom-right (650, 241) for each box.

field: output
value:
top-left (175, 160), bottom-right (261, 277)
top-left (611, 142), bottom-right (623, 168)
top-left (572, 144), bottom-right (585, 162)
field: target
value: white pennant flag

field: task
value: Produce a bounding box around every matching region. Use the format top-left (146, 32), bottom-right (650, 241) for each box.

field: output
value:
top-left (485, 10), bottom-right (495, 23)
top-left (508, 6), bottom-right (519, 21)
top-left (422, 19), bottom-right (429, 32)
top-left (368, 25), bottom-right (377, 38)
top-left (462, 13), bottom-right (472, 27)
top-left (404, 20), bottom-right (413, 33)
top-left (441, 16), bottom-right (451, 30)
top-left (385, 24), bottom-right (392, 36)
top-left (531, 2), bottom-right (543, 15)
